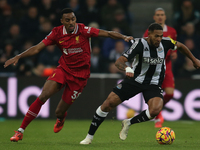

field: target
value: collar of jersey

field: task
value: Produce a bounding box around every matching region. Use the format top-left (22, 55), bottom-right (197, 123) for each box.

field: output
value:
top-left (163, 24), bottom-right (167, 32)
top-left (63, 23), bottom-right (78, 35)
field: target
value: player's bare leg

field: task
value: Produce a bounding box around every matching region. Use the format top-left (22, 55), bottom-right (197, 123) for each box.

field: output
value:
top-left (54, 99), bottom-right (71, 133)
top-left (10, 80), bottom-right (61, 142)
top-left (120, 97), bottom-right (163, 140)
top-left (80, 92), bottom-right (122, 144)
top-left (155, 87), bottom-right (174, 128)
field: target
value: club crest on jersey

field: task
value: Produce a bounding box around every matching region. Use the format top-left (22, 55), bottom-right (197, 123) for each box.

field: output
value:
top-left (157, 47), bottom-right (163, 53)
top-left (76, 36), bottom-right (79, 43)
top-left (143, 57), bottom-right (164, 65)
top-left (116, 84), bottom-right (122, 89)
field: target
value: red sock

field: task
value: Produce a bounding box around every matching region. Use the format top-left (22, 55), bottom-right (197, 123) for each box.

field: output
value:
top-left (64, 111), bottom-right (67, 118)
top-left (20, 98), bottom-right (44, 130)
top-left (58, 112), bottom-right (68, 121)
top-left (155, 111), bottom-right (162, 120)
top-left (163, 94), bottom-right (173, 106)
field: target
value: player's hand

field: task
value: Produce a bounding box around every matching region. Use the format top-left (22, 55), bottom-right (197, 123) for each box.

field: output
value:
top-left (125, 67), bottom-right (134, 78)
top-left (4, 55), bottom-right (20, 68)
top-left (193, 58), bottom-right (200, 69)
top-left (126, 72), bottom-right (134, 78)
top-left (170, 51), bottom-right (177, 60)
top-left (124, 36), bottom-right (134, 42)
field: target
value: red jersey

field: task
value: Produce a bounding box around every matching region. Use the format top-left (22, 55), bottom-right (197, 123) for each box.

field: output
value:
top-left (42, 23), bottom-right (99, 79)
top-left (143, 25), bottom-right (177, 73)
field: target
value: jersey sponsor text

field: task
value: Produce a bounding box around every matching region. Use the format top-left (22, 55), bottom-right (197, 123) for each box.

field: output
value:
top-left (143, 57), bottom-right (164, 65)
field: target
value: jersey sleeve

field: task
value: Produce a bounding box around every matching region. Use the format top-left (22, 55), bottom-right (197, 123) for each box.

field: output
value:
top-left (162, 37), bottom-right (177, 51)
top-left (172, 29), bottom-right (177, 41)
top-left (42, 28), bottom-right (57, 46)
top-left (170, 27), bottom-right (177, 41)
top-left (82, 25), bottom-right (100, 37)
top-left (172, 29), bottom-right (177, 52)
top-left (122, 38), bottom-right (142, 61)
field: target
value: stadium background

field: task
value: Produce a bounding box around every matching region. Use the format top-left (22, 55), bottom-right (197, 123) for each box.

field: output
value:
top-left (1, 0), bottom-right (200, 121)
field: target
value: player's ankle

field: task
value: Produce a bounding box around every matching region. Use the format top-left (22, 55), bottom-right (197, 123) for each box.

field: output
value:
top-left (86, 134), bottom-right (94, 140)
top-left (18, 128), bottom-right (24, 133)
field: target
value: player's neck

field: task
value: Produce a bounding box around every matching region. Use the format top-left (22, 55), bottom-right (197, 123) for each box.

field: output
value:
top-left (160, 23), bottom-right (165, 28)
top-left (146, 38), bottom-right (156, 48)
top-left (156, 22), bottom-right (165, 28)
top-left (146, 38), bottom-right (151, 46)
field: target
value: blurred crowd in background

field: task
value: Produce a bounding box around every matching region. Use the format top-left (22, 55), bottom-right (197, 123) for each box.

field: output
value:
top-left (0, 0), bottom-right (200, 78)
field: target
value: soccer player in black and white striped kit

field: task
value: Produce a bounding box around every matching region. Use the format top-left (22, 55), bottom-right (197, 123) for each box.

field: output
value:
top-left (80, 23), bottom-right (200, 144)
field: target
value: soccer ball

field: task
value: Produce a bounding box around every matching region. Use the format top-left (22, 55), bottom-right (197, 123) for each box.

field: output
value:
top-left (156, 127), bottom-right (175, 145)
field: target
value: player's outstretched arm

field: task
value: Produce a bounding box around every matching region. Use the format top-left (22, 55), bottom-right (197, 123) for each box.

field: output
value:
top-left (4, 42), bottom-right (46, 68)
top-left (115, 56), bottom-right (134, 77)
top-left (176, 41), bottom-right (200, 69)
top-left (98, 29), bottom-right (133, 42)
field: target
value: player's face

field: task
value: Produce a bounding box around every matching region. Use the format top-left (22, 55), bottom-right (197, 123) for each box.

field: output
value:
top-left (149, 30), bottom-right (163, 48)
top-left (153, 10), bottom-right (166, 26)
top-left (61, 12), bottom-right (76, 33)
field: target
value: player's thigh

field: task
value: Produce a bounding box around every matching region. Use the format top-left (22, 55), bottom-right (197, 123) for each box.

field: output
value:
top-left (39, 80), bottom-right (62, 102)
top-left (142, 85), bottom-right (163, 104)
top-left (40, 66), bottom-right (66, 100)
top-left (61, 78), bottom-right (87, 105)
top-left (39, 66), bottom-right (66, 101)
top-left (148, 97), bottom-right (163, 111)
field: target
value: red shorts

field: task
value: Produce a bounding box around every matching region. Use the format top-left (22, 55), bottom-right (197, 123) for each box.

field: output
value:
top-left (47, 65), bottom-right (87, 105)
top-left (161, 70), bottom-right (175, 89)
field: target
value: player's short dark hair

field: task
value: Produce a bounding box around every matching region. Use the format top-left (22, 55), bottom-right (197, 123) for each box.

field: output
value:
top-left (61, 8), bottom-right (74, 18)
top-left (148, 23), bottom-right (163, 32)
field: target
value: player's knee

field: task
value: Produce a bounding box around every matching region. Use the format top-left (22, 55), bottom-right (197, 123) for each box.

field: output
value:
top-left (39, 92), bottom-right (51, 103)
top-left (102, 99), bottom-right (115, 112)
top-left (101, 101), bottom-right (113, 112)
top-left (149, 110), bottom-right (160, 118)
top-left (149, 107), bottom-right (162, 117)
top-left (101, 92), bottom-right (121, 112)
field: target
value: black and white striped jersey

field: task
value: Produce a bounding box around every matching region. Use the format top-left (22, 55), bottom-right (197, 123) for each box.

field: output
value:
top-left (122, 37), bottom-right (177, 86)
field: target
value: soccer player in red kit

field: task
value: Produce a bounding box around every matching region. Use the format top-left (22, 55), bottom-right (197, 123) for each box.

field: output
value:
top-left (4, 8), bottom-right (133, 142)
top-left (143, 8), bottom-right (177, 128)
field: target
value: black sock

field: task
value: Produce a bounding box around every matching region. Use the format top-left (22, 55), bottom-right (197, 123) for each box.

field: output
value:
top-left (88, 112), bottom-right (106, 135)
top-left (130, 110), bottom-right (150, 124)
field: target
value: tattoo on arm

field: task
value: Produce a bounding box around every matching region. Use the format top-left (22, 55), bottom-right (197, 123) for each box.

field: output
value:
top-left (115, 62), bottom-right (127, 71)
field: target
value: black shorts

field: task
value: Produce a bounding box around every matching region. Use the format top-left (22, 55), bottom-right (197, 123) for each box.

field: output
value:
top-left (113, 77), bottom-right (163, 103)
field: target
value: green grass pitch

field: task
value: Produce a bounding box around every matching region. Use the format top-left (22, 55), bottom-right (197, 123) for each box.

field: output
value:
top-left (1, 119), bottom-right (200, 150)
